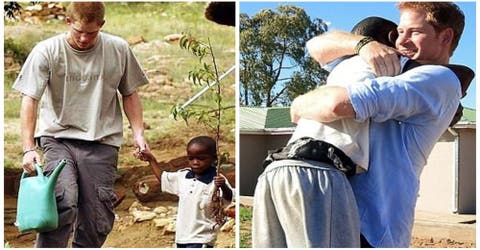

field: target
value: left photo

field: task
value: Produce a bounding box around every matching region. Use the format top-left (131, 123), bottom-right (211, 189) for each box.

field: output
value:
top-left (4, 2), bottom-right (236, 248)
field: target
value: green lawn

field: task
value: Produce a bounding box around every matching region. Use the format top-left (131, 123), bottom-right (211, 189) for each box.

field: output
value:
top-left (240, 206), bottom-right (253, 248)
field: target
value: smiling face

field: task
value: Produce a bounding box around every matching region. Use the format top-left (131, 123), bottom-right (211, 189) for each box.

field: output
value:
top-left (187, 143), bottom-right (216, 175)
top-left (66, 17), bottom-right (103, 50)
top-left (396, 9), bottom-right (451, 64)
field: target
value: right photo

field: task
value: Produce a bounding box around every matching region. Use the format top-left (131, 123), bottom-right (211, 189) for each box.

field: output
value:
top-left (238, 1), bottom-right (476, 248)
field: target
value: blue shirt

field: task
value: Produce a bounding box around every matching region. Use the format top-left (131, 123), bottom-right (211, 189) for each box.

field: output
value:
top-left (346, 65), bottom-right (461, 247)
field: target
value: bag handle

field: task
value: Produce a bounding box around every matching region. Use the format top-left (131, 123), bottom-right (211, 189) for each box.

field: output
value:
top-left (20, 163), bottom-right (44, 179)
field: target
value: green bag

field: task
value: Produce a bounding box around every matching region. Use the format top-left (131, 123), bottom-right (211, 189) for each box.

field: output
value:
top-left (15, 159), bottom-right (67, 233)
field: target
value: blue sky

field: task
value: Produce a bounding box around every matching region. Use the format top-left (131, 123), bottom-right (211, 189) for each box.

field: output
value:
top-left (240, 1), bottom-right (476, 109)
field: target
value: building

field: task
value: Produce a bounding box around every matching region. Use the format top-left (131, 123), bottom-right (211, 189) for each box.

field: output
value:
top-left (239, 106), bottom-right (476, 214)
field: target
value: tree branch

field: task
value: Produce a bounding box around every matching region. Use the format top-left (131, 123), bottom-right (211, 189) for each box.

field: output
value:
top-left (276, 77), bottom-right (293, 82)
top-left (268, 85), bottom-right (289, 106)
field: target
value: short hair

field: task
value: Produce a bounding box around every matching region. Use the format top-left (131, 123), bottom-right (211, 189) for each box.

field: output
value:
top-left (66, 2), bottom-right (105, 25)
top-left (397, 2), bottom-right (465, 56)
top-left (351, 16), bottom-right (398, 48)
top-left (205, 2), bottom-right (235, 27)
top-left (187, 136), bottom-right (217, 158)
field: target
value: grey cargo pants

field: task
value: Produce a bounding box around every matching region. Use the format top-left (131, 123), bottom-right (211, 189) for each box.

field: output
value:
top-left (35, 137), bottom-right (118, 248)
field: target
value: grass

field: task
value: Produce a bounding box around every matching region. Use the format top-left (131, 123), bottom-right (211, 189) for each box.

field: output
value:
top-left (4, 2), bottom-right (235, 169)
top-left (4, 99), bottom-right (20, 119)
top-left (239, 206), bottom-right (253, 248)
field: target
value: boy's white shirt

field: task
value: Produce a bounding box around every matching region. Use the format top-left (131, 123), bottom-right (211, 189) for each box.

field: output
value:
top-left (289, 56), bottom-right (410, 172)
top-left (161, 169), bottom-right (233, 245)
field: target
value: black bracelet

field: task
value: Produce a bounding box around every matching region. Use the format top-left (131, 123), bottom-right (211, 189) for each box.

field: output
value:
top-left (22, 148), bottom-right (36, 156)
top-left (354, 36), bottom-right (375, 54)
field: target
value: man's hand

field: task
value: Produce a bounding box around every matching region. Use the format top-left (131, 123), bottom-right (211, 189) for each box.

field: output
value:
top-left (358, 41), bottom-right (401, 76)
top-left (22, 150), bottom-right (41, 174)
top-left (133, 134), bottom-right (149, 152)
top-left (122, 91), bottom-right (151, 161)
top-left (132, 135), bottom-right (151, 160)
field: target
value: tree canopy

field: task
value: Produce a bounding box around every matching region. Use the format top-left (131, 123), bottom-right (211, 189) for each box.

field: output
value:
top-left (240, 5), bottom-right (329, 107)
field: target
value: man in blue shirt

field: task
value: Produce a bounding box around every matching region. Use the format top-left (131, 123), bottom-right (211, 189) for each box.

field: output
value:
top-left (291, 2), bottom-right (468, 247)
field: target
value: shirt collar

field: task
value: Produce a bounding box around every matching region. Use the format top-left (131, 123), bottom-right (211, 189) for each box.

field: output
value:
top-left (185, 166), bottom-right (217, 184)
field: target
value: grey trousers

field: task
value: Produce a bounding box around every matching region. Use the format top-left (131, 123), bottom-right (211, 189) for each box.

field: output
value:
top-left (252, 159), bottom-right (360, 248)
top-left (35, 137), bottom-right (118, 248)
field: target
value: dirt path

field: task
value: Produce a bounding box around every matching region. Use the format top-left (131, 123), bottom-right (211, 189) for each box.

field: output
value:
top-left (106, 196), bottom-right (235, 248)
top-left (238, 205), bottom-right (475, 248)
top-left (5, 193), bottom-right (235, 248)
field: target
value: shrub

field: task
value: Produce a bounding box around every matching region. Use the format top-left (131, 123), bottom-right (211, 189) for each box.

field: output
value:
top-left (5, 38), bottom-right (30, 65)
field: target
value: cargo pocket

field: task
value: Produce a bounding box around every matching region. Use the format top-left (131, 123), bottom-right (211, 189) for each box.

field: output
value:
top-left (54, 183), bottom-right (78, 226)
top-left (95, 186), bottom-right (117, 235)
top-left (54, 185), bottom-right (65, 203)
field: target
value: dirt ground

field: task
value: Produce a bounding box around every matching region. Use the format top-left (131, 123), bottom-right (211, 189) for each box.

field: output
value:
top-left (5, 198), bottom-right (234, 248)
top-left (238, 205), bottom-right (475, 248)
top-left (410, 237), bottom-right (475, 248)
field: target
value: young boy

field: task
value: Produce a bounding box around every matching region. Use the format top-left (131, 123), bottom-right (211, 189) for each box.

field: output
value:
top-left (137, 136), bottom-right (233, 248)
top-left (253, 17), bottom-right (398, 248)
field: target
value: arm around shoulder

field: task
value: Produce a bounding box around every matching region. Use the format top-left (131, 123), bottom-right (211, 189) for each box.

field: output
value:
top-left (307, 30), bottom-right (401, 76)
top-left (291, 86), bottom-right (355, 123)
top-left (307, 30), bottom-right (361, 65)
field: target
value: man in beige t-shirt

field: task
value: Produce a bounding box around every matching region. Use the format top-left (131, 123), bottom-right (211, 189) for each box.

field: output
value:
top-left (13, 2), bottom-right (149, 247)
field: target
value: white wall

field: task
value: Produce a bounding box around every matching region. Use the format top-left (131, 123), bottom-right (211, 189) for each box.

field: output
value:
top-left (416, 128), bottom-right (476, 214)
top-left (239, 133), bottom-right (290, 196)
top-left (416, 141), bottom-right (456, 213)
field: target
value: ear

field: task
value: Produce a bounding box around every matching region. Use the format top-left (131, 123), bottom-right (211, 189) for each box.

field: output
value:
top-left (99, 20), bottom-right (105, 28)
top-left (65, 16), bottom-right (73, 25)
top-left (439, 27), bottom-right (454, 47)
top-left (388, 30), bottom-right (398, 47)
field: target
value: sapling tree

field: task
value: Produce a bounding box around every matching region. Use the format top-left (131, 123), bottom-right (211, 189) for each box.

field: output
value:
top-left (172, 34), bottom-right (231, 228)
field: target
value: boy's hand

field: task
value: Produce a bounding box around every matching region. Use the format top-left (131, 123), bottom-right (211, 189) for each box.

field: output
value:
top-left (213, 175), bottom-right (233, 202)
top-left (358, 41), bottom-right (401, 76)
top-left (213, 176), bottom-right (226, 188)
top-left (133, 148), bottom-right (155, 162)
